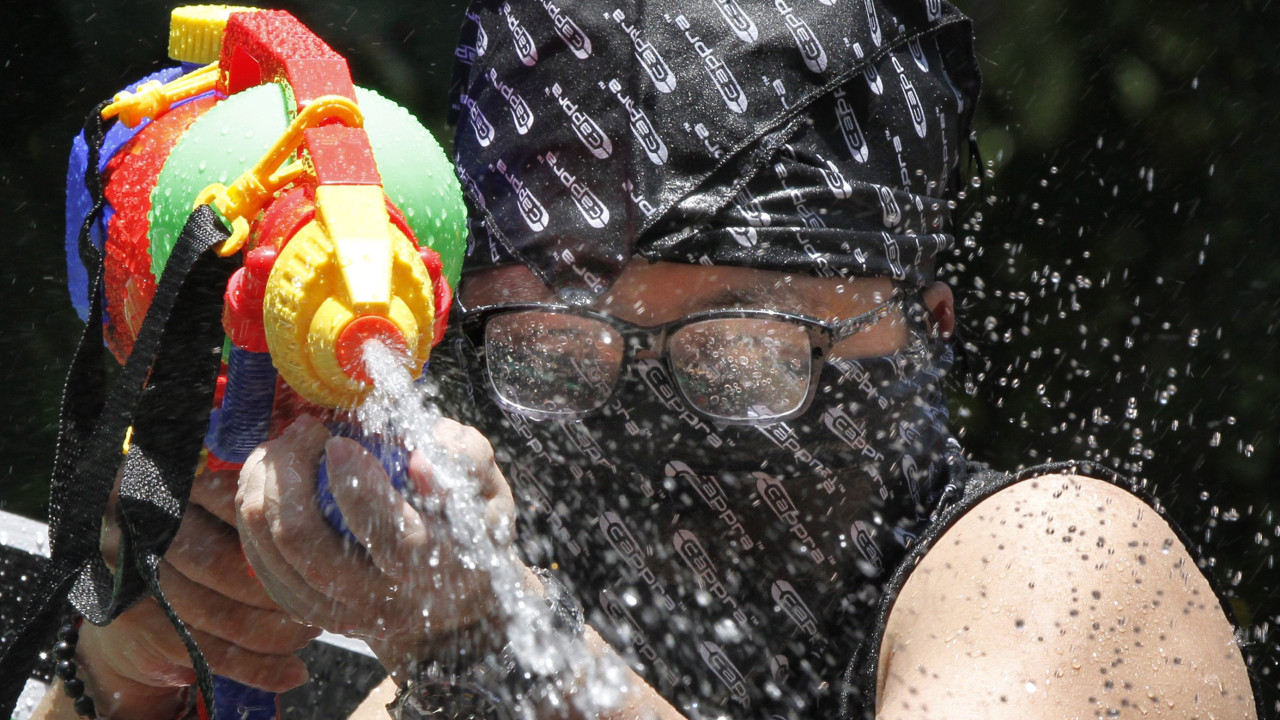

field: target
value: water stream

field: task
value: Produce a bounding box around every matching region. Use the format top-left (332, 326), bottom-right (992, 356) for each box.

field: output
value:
top-left (356, 342), bottom-right (629, 715)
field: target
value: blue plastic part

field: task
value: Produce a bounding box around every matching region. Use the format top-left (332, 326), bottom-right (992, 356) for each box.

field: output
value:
top-left (213, 676), bottom-right (278, 720)
top-left (64, 65), bottom-right (213, 321)
top-left (205, 347), bottom-right (278, 464)
top-left (315, 425), bottom-right (410, 542)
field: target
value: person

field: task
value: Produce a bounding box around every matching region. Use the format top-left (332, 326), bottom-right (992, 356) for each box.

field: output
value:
top-left (36, 0), bottom-right (1261, 718)
top-left (235, 1), bottom-right (1259, 718)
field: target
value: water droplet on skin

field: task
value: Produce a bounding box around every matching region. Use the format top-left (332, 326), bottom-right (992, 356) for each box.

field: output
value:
top-left (1025, 681), bottom-right (1037, 693)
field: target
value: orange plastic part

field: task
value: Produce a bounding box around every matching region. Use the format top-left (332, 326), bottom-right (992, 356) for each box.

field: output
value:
top-left (334, 315), bottom-right (409, 384)
top-left (103, 94), bottom-right (217, 362)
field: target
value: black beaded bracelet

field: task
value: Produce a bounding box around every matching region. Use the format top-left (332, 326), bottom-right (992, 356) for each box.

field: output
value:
top-left (52, 617), bottom-right (99, 719)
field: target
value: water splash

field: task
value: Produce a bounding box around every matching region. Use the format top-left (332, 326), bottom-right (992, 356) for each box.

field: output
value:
top-left (356, 341), bottom-right (628, 714)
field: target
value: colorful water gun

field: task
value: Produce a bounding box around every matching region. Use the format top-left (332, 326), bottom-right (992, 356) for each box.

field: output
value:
top-left (64, 5), bottom-right (466, 718)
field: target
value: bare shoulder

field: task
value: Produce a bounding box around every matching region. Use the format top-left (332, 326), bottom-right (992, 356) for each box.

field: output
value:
top-left (877, 473), bottom-right (1255, 720)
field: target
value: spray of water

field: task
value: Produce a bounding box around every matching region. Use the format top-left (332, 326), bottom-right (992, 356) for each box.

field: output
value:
top-left (355, 341), bottom-right (630, 715)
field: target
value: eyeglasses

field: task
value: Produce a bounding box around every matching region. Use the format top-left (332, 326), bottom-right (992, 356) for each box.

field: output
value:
top-left (458, 291), bottom-right (911, 425)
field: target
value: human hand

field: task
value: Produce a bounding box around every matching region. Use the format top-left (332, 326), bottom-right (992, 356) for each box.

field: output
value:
top-left (235, 414), bottom-right (523, 679)
top-left (67, 464), bottom-right (319, 719)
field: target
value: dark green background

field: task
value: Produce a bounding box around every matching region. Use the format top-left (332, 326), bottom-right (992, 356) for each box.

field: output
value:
top-left (2, 0), bottom-right (1276, 706)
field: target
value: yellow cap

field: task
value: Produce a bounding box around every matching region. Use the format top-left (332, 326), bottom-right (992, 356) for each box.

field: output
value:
top-left (168, 5), bottom-right (261, 64)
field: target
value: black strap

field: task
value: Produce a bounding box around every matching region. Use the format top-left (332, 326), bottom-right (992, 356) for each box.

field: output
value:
top-left (0, 100), bottom-right (236, 719)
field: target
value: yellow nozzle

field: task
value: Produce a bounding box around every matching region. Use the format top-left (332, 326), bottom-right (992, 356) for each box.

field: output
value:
top-left (262, 186), bottom-right (436, 408)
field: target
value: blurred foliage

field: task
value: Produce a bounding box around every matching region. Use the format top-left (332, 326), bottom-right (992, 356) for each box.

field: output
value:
top-left (0, 0), bottom-right (1276, 705)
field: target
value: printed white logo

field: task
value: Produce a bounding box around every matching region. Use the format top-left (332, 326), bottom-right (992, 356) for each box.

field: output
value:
top-left (623, 179), bottom-right (658, 217)
top-left (865, 62), bottom-right (884, 94)
top-left (821, 157), bottom-right (853, 199)
top-left (851, 519), bottom-right (884, 573)
top-left (687, 121), bottom-right (724, 158)
top-left (735, 188), bottom-right (771, 226)
top-left (891, 55), bottom-right (928, 138)
top-left (711, 0), bottom-right (758, 42)
top-left (460, 94), bottom-right (494, 148)
top-left (852, 41), bottom-right (883, 95)
top-left (890, 133), bottom-right (911, 187)
top-left (542, 151), bottom-right (609, 229)
top-left (455, 44), bottom-right (479, 66)
top-left (833, 87), bottom-right (868, 163)
top-left (821, 406), bottom-right (889, 499)
top-left (549, 83), bottom-right (612, 159)
top-left (666, 462), bottom-right (754, 549)
top-left (604, 79), bottom-right (669, 165)
top-left (486, 69), bottom-right (534, 134)
top-left (770, 654), bottom-right (790, 682)
top-left (875, 185), bottom-right (901, 227)
top-left (901, 454), bottom-right (922, 506)
top-left (828, 357), bottom-right (890, 410)
top-left (883, 232), bottom-right (904, 277)
top-left (776, 164), bottom-right (827, 230)
top-left (610, 9), bottom-right (677, 93)
top-left (634, 359), bottom-right (725, 447)
top-left (542, 1), bottom-right (592, 58)
top-left (500, 3), bottom-right (537, 66)
top-left (494, 159), bottom-right (548, 232)
top-left (821, 406), bottom-right (885, 459)
top-left (771, 579), bottom-right (820, 639)
top-left (926, 0), bottom-right (942, 21)
top-left (555, 248), bottom-right (607, 294)
top-left (670, 14), bottom-right (747, 113)
top-left (774, 1), bottom-right (828, 73)
top-left (466, 11), bottom-right (488, 56)
top-left (728, 227), bottom-right (757, 247)
top-left (599, 511), bottom-right (679, 611)
top-left (698, 642), bottom-right (750, 706)
top-left (865, 0), bottom-right (882, 46)
top-left (673, 529), bottom-right (752, 627)
top-left (507, 463), bottom-right (583, 555)
top-left (908, 37), bottom-right (929, 72)
top-left (754, 473), bottom-right (829, 563)
top-left (560, 417), bottom-right (617, 468)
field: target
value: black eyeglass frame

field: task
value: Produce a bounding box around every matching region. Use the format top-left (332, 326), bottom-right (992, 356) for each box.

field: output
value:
top-left (456, 286), bottom-right (924, 425)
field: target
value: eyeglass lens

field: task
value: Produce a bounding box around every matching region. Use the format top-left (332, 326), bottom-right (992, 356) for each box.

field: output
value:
top-left (484, 311), bottom-right (815, 421)
top-left (485, 311), bottom-right (624, 414)
top-left (668, 318), bottom-right (812, 420)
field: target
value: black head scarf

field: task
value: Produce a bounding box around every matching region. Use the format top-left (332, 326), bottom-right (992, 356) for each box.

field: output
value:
top-left (450, 0), bottom-right (980, 297)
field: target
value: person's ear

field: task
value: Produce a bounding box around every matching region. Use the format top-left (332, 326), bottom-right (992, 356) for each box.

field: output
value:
top-left (921, 282), bottom-right (954, 339)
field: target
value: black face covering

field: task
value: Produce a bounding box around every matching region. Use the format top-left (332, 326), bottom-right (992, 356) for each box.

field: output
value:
top-left (437, 317), bottom-right (953, 716)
